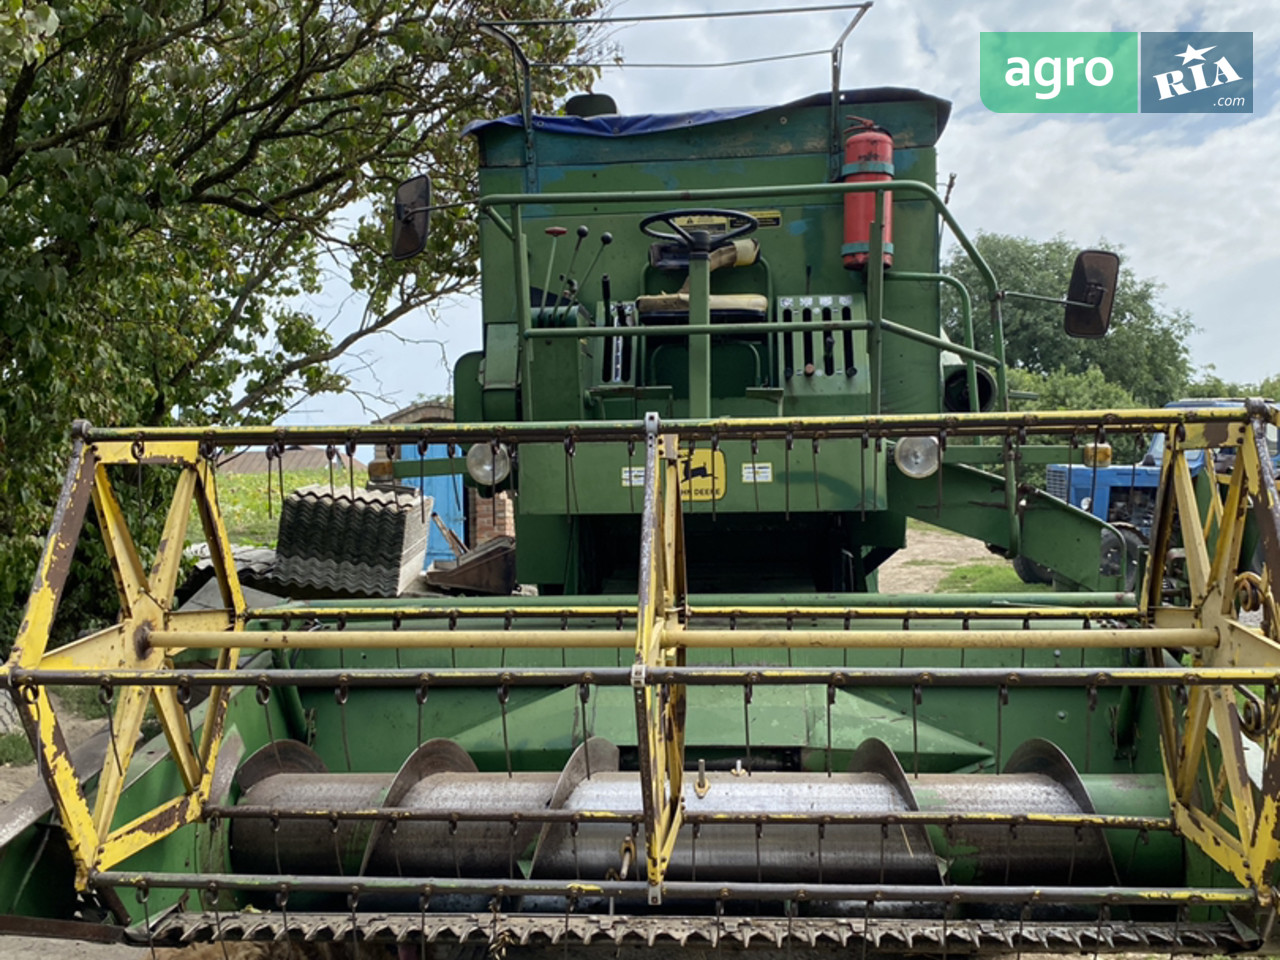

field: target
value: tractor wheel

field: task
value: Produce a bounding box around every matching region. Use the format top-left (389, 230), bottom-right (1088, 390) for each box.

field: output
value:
top-left (1101, 525), bottom-right (1146, 592)
top-left (1011, 553), bottom-right (1053, 585)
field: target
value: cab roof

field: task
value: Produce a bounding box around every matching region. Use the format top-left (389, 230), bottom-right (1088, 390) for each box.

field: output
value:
top-left (463, 87), bottom-right (952, 146)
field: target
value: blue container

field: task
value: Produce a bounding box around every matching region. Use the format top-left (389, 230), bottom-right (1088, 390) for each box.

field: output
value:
top-left (399, 443), bottom-right (466, 567)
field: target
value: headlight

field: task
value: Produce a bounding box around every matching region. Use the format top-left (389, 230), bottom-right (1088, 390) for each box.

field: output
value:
top-left (894, 436), bottom-right (940, 479)
top-left (367, 455), bottom-right (395, 484)
top-left (466, 442), bottom-right (511, 486)
top-left (1082, 442), bottom-right (1112, 468)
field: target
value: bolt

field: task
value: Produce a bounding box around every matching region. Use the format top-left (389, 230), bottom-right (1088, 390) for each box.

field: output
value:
top-left (133, 622), bottom-right (153, 659)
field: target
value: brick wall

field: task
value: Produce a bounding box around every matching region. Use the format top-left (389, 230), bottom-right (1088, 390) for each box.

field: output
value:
top-left (471, 489), bottom-right (515, 545)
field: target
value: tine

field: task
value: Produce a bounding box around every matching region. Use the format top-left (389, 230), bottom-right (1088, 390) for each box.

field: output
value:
top-left (996, 684), bottom-right (1008, 774)
top-left (579, 683), bottom-right (593, 779)
top-left (937, 430), bottom-right (947, 519)
top-left (416, 682), bottom-right (428, 746)
top-left (336, 683), bottom-right (352, 771)
top-left (210, 884), bottom-right (231, 960)
top-left (859, 432), bottom-right (868, 520)
top-left (628, 439), bottom-right (636, 513)
top-left (873, 436), bottom-right (882, 510)
top-left (812, 436), bottom-right (821, 510)
top-left (711, 434), bottom-right (719, 522)
top-left (911, 684), bottom-right (922, 779)
top-left (419, 439), bottom-right (427, 523)
top-left (826, 683), bottom-right (835, 776)
top-left (751, 438), bottom-right (760, 512)
top-left (499, 684), bottom-right (513, 778)
top-left (785, 432), bottom-right (793, 519)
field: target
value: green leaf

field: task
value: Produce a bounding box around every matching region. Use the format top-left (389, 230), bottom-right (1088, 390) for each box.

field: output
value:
top-left (0, 0), bottom-right (607, 640)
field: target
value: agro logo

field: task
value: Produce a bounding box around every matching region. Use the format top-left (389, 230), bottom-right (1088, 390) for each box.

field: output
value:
top-left (1140, 33), bottom-right (1252, 113)
top-left (979, 33), bottom-right (1138, 113)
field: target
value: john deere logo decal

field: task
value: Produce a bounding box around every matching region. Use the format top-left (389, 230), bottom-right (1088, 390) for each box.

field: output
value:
top-left (679, 449), bottom-right (726, 501)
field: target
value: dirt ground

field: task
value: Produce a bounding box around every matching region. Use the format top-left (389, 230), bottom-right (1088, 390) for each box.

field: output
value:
top-left (0, 699), bottom-right (104, 804)
top-left (0, 528), bottom-right (1004, 960)
top-left (876, 524), bottom-right (999, 593)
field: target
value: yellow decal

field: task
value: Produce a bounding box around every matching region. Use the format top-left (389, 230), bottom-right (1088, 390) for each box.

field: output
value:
top-left (742, 209), bottom-right (782, 228)
top-left (672, 214), bottom-right (729, 233)
top-left (678, 449), bottom-right (726, 501)
top-left (672, 211), bottom-right (782, 233)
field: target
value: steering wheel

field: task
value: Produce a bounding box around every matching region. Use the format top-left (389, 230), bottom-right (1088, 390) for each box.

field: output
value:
top-left (639, 207), bottom-right (760, 248)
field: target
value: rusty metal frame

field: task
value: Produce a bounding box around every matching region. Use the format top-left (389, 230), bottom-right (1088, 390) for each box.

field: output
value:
top-left (1144, 402), bottom-right (1280, 900)
top-left (10, 664), bottom-right (1280, 689)
top-left (632, 414), bottom-right (688, 904)
top-left (5, 404), bottom-right (1280, 907)
top-left (68, 406), bottom-right (1261, 451)
top-left (92, 868), bottom-right (1259, 908)
top-left (0, 437), bottom-right (244, 886)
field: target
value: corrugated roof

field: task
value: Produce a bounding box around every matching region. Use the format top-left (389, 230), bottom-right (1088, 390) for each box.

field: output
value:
top-left (218, 445), bottom-right (366, 475)
top-left (378, 400), bottom-right (455, 425)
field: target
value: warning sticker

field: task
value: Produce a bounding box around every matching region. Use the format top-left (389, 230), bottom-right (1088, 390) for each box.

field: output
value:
top-left (742, 209), bottom-right (782, 228)
top-left (672, 214), bottom-right (729, 232)
top-left (741, 462), bottom-right (773, 483)
top-left (678, 449), bottom-right (726, 501)
top-left (621, 466), bottom-right (645, 487)
top-left (671, 210), bottom-right (782, 233)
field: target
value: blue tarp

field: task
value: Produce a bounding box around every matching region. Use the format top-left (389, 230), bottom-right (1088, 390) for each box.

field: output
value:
top-left (463, 88), bottom-right (951, 141)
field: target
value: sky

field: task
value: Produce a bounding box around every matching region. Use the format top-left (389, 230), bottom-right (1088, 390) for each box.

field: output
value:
top-left (284, 0), bottom-right (1280, 425)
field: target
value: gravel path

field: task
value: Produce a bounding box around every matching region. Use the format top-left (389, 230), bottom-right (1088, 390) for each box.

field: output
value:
top-left (877, 525), bottom-right (1004, 593)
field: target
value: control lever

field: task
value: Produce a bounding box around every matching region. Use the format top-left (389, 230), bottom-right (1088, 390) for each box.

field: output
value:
top-left (567, 232), bottom-right (613, 312)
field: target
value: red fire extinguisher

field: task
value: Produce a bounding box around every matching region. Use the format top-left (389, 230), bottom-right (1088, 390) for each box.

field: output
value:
top-left (841, 118), bottom-right (894, 270)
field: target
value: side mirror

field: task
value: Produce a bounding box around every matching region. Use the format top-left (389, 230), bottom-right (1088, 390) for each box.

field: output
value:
top-left (1064, 249), bottom-right (1119, 338)
top-left (391, 175), bottom-right (431, 261)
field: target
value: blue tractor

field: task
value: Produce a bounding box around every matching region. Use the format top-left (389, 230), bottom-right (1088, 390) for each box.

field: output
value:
top-left (1016, 399), bottom-right (1280, 586)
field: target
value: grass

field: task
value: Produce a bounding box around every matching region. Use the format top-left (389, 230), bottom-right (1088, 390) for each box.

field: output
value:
top-left (185, 467), bottom-right (362, 547)
top-left (905, 517), bottom-right (962, 536)
top-left (0, 732), bottom-right (34, 765)
top-left (935, 562), bottom-right (1042, 594)
top-left (52, 685), bottom-right (110, 720)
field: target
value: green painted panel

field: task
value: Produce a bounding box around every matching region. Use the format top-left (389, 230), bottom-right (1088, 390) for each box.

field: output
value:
top-left (514, 512), bottom-right (572, 587)
top-left (524, 334), bottom-right (586, 422)
top-left (454, 351), bottom-right (485, 423)
top-left (515, 438), bottom-right (885, 515)
top-left (482, 323), bottom-right (519, 390)
top-left (889, 462), bottom-right (1121, 591)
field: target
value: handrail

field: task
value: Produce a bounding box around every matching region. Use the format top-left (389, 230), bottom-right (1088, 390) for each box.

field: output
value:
top-left (888, 271), bottom-right (979, 411)
top-left (476, 180), bottom-right (999, 296)
top-left (479, 180), bottom-right (1003, 402)
top-left (78, 407), bottom-right (1257, 445)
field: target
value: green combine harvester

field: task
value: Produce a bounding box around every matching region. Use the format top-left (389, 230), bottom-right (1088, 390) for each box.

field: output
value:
top-left (3, 10), bottom-right (1280, 956)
